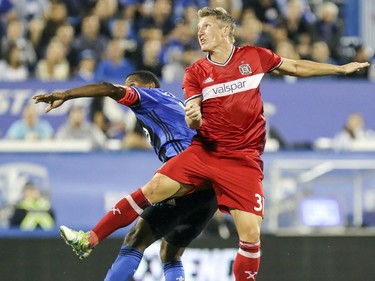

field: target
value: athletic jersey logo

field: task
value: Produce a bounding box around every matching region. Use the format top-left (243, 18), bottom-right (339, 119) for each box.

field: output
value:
top-left (111, 207), bottom-right (121, 215)
top-left (244, 271), bottom-right (257, 280)
top-left (176, 276), bottom-right (185, 281)
top-left (166, 198), bottom-right (176, 206)
top-left (239, 63), bottom-right (252, 75)
top-left (204, 76), bottom-right (214, 84)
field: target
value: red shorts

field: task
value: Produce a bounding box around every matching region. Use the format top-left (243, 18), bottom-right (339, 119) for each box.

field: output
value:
top-left (158, 142), bottom-right (265, 217)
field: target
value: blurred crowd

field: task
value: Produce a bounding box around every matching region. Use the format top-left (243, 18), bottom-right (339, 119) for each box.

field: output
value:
top-left (0, 0), bottom-right (374, 83)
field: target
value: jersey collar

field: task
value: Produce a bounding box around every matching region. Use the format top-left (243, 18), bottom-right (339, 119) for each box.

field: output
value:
top-left (206, 45), bottom-right (235, 66)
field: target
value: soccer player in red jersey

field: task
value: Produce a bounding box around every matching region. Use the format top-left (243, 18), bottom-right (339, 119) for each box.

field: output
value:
top-left (38, 7), bottom-right (369, 281)
top-left (156, 7), bottom-right (369, 280)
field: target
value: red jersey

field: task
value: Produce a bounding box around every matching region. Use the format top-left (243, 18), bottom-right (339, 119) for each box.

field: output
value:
top-left (183, 45), bottom-right (282, 153)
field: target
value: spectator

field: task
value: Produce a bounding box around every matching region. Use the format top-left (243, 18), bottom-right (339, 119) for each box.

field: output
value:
top-left (94, 39), bottom-right (136, 82)
top-left (237, 9), bottom-right (273, 49)
top-left (27, 17), bottom-right (46, 53)
top-left (92, 0), bottom-right (119, 37)
top-left (311, 40), bottom-right (337, 65)
top-left (136, 28), bottom-right (164, 77)
top-left (71, 14), bottom-right (109, 69)
top-left (333, 113), bottom-right (375, 151)
top-left (55, 105), bottom-right (107, 149)
top-left (244, 0), bottom-right (282, 32)
top-left (278, 0), bottom-right (313, 45)
top-left (312, 1), bottom-right (344, 62)
top-left (6, 103), bottom-right (53, 140)
top-left (38, 1), bottom-right (68, 55)
top-left (1, 18), bottom-right (37, 69)
top-left (162, 46), bottom-right (203, 82)
top-left (109, 17), bottom-right (138, 61)
top-left (0, 44), bottom-right (29, 81)
top-left (89, 96), bottom-right (127, 140)
top-left (345, 44), bottom-right (373, 79)
top-left (11, 0), bottom-right (50, 22)
top-left (73, 49), bottom-right (97, 82)
top-left (9, 180), bottom-right (55, 231)
top-left (35, 39), bottom-right (70, 80)
top-left (138, 0), bottom-right (175, 36)
top-left (295, 32), bottom-right (312, 60)
top-left (54, 23), bottom-right (75, 68)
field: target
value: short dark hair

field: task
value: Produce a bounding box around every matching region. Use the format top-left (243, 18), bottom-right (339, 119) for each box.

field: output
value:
top-left (126, 71), bottom-right (161, 88)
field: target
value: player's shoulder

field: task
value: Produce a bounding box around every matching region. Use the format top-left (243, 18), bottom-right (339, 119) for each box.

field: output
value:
top-left (236, 44), bottom-right (271, 54)
top-left (186, 56), bottom-right (208, 72)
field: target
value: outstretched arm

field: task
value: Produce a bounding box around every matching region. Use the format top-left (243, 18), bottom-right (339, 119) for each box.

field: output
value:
top-left (33, 82), bottom-right (126, 112)
top-left (274, 58), bottom-right (370, 78)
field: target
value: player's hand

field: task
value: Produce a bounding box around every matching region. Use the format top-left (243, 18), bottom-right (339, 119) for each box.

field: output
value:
top-left (33, 92), bottom-right (65, 113)
top-left (342, 62), bottom-right (370, 74)
top-left (185, 103), bottom-right (202, 121)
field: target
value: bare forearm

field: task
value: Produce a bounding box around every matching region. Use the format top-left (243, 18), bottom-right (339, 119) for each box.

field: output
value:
top-left (277, 58), bottom-right (370, 78)
top-left (64, 82), bottom-right (123, 101)
top-left (289, 60), bottom-right (343, 77)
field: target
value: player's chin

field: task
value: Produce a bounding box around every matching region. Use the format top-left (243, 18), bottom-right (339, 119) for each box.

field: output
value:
top-left (201, 46), bottom-right (210, 52)
top-left (199, 43), bottom-right (209, 52)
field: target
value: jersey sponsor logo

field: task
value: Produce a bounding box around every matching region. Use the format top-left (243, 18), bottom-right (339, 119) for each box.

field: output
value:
top-left (239, 64), bottom-right (252, 75)
top-left (202, 74), bottom-right (264, 101)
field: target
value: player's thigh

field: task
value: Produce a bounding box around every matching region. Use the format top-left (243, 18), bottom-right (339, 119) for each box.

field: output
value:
top-left (141, 173), bottom-right (192, 203)
top-left (229, 209), bottom-right (262, 242)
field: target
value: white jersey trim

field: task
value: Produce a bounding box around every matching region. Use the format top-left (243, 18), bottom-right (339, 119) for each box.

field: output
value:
top-left (202, 73), bottom-right (264, 101)
top-left (185, 94), bottom-right (202, 105)
top-left (268, 58), bottom-right (283, 72)
top-left (238, 248), bottom-right (261, 259)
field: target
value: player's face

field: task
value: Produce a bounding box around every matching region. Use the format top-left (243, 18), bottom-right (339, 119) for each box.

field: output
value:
top-left (197, 16), bottom-right (227, 52)
top-left (125, 75), bottom-right (145, 88)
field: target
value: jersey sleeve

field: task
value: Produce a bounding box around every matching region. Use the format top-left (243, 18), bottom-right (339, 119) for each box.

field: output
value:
top-left (255, 46), bottom-right (282, 73)
top-left (182, 66), bottom-right (202, 103)
top-left (117, 86), bottom-right (140, 107)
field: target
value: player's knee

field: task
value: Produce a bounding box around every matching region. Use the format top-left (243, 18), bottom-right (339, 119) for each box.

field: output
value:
top-left (123, 226), bottom-right (139, 247)
top-left (141, 176), bottom-right (164, 203)
top-left (237, 223), bottom-right (261, 242)
top-left (242, 227), bottom-right (260, 242)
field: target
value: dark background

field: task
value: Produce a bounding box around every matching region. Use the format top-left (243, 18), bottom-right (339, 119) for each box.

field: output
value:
top-left (1, 234), bottom-right (374, 281)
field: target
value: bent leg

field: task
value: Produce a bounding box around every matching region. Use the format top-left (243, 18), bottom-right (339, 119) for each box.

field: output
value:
top-left (89, 173), bottom-right (187, 247)
top-left (230, 209), bottom-right (262, 281)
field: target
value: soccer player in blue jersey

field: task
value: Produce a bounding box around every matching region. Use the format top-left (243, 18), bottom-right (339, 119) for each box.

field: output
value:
top-left (33, 70), bottom-right (217, 281)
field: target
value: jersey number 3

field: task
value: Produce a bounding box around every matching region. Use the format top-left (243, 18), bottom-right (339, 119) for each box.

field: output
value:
top-left (254, 193), bottom-right (264, 214)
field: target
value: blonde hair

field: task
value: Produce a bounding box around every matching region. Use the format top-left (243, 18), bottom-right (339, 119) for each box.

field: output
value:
top-left (198, 7), bottom-right (236, 43)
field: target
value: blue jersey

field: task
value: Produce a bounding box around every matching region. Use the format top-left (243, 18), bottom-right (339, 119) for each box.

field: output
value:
top-left (128, 87), bottom-right (196, 162)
